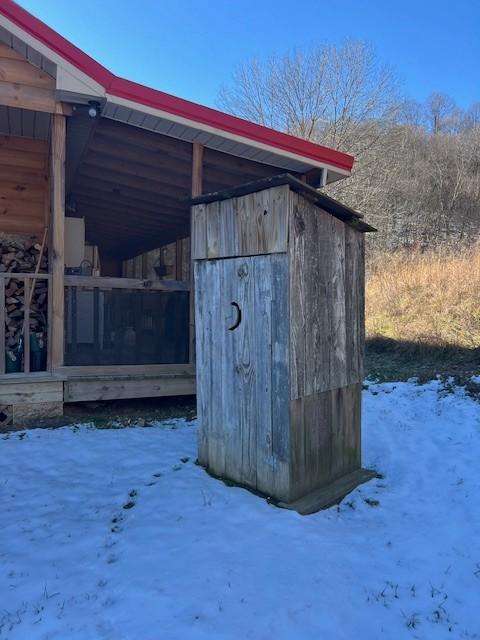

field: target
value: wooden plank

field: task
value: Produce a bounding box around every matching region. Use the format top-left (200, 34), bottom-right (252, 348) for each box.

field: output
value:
top-left (289, 191), bottom-right (306, 399)
top-left (239, 186), bottom-right (288, 256)
top-left (0, 273), bottom-right (50, 280)
top-left (0, 43), bottom-right (26, 61)
top-left (209, 259), bottom-right (227, 479)
top-left (328, 216), bottom-right (347, 390)
top-left (193, 260), bottom-right (209, 466)
top-left (203, 185), bottom-right (289, 260)
top-left (191, 204), bottom-right (207, 260)
top-left (0, 135), bottom-right (50, 155)
top-left (0, 180), bottom-right (47, 202)
top-left (190, 143), bottom-right (203, 365)
top-left (253, 256), bottom-right (274, 496)
top-left (234, 257), bottom-right (257, 488)
top-left (270, 254), bottom-right (290, 500)
top-left (0, 277), bottom-right (5, 375)
top-left (64, 276), bottom-right (190, 291)
top-left (175, 239), bottom-right (183, 280)
top-left (219, 259), bottom-right (238, 483)
top-left (0, 380), bottom-right (63, 404)
top-left (0, 166), bottom-right (48, 185)
top-left (344, 226), bottom-right (365, 385)
top-left (0, 136), bottom-right (49, 236)
top-left (289, 193), bottom-right (350, 398)
top-left (23, 278), bottom-right (30, 374)
top-left (191, 143), bottom-right (204, 197)
top-left (289, 382), bottom-right (361, 501)
top-left (50, 114), bottom-right (66, 371)
top-left (0, 81), bottom-right (56, 114)
top-left (63, 374), bottom-right (195, 402)
top-left (59, 363), bottom-right (195, 377)
top-left (0, 57), bottom-right (55, 89)
top-left (279, 468), bottom-right (376, 515)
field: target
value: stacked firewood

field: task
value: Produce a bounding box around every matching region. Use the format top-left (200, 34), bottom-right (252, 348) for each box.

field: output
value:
top-left (1, 236), bottom-right (48, 366)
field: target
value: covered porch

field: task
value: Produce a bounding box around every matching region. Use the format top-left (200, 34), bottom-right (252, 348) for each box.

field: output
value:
top-left (0, 1), bottom-right (354, 425)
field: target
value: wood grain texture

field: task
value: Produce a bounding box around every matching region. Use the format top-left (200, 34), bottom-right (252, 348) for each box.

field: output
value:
top-left (0, 278), bottom-right (5, 375)
top-left (191, 204), bottom-right (207, 260)
top-left (344, 225), bottom-right (365, 384)
top-left (289, 192), bottom-right (363, 399)
top-left (194, 185), bottom-right (366, 504)
top-left (0, 136), bottom-right (49, 236)
top-left (289, 382), bottom-right (362, 501)
top-left (193, 184), bottom-right (289, 260)
top-left (0, 379), bottom-right (63, 404)
top-left (189, 143), bottom-right (203, 365)
top-left (195, 253), bottom-right (290, 499)
top-left (50, 114), bottom-right (66, 371)
top-left (64, 276), bottom-right (190, 291)
top-left (64, 374), bottom-right (195, 402)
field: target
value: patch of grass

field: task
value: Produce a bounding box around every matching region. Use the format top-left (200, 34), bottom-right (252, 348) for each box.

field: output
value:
top-left (365, 245), bottom-right (480, 391)
top-left (366, 245), bottom-right (480, 350)
top-left (365, 337), bottom-right (480, 389)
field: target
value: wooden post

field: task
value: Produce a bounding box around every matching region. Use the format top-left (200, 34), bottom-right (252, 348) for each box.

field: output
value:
top-left (23, 278), bottom-right (30, 374)
top-left (190, 143), bottom-right (203, 364)
top-left (175, 239), bottom-right (183, 280)
top-left (192, 143), bottom-right (204, 198)
top-left (0, 278), bottom-right (5, 375)
top-left (50, 113), bottom-right (66, 371)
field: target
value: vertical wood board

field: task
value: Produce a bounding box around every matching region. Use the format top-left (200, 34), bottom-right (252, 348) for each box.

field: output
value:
top-left (192, 185), bottom-right (289, 260)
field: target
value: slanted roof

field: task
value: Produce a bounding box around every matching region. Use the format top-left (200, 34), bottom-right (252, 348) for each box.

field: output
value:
top-left (0, 0), bottom-right (354, 182)
top-left (189, 173), bottom-right (376, 233)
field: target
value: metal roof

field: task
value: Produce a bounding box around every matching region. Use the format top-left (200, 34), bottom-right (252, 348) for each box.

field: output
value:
top-left (0, 0), bottom-right (354, 180)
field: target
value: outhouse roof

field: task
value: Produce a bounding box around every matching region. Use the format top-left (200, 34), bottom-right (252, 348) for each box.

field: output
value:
top-left (189, 174), bottom-right (377, 233)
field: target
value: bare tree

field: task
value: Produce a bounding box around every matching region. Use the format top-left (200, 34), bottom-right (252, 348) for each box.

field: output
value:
top-left (219, 46), bottom-right (480, 255)
top-left (218, 40), bottom-right (399, 156)
top-left (425, 93), bottom-right (461, 134)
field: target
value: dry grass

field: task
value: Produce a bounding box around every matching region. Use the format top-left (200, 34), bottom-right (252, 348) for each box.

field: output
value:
top-left (366, 244), bottom-right (480, 351)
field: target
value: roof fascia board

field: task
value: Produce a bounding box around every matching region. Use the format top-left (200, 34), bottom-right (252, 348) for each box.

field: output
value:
top-left (0, 1), bottom-right (353, 175)
top-left (106, 93), bottom-right (351, 176)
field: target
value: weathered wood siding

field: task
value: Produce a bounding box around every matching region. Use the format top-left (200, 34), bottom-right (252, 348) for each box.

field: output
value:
top-left (191, 184), bottom-right (289, 260)
top-left (289, 382), bottom-right (362, 501)
top-left (0, 43), bottom-right (56, 114)
top-left (287, 191), bottom-right (364, 499)
top-left (194, 184), bottom-right (366, 504)
top-left (289, 191), bottom-right (365, 398)
top-left (0, 135), bottom-right (49, 236)
top-left (195, 253), bottom-right (290, 499)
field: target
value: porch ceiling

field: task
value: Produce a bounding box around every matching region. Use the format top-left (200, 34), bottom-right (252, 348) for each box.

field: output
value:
top-left (67, 116), bottom-right (287, 260)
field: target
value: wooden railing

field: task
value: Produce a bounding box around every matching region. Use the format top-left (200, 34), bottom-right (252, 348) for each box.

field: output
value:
top-left (64, 276), bottom-right (191, 368)
top-left (0, 273), bottom-right (51, 376)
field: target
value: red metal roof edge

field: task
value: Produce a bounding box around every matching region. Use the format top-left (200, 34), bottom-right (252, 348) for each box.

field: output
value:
top-left (2, 0), bottom-right (354, 172)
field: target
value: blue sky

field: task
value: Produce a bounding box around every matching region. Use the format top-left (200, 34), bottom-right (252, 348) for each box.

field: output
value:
top-left (18, 0), bottom-right (480, 110)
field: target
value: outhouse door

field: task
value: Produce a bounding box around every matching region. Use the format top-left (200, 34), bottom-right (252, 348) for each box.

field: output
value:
top-left (195, 253), bottom-right (289, 494)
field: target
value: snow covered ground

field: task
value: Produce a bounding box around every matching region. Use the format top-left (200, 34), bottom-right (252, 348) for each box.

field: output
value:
top-left (1, 380), bottom-right (479, 639)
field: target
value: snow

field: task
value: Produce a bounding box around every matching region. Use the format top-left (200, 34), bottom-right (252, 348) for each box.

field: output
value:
top-left (1, 380), bottom-right (479, 639)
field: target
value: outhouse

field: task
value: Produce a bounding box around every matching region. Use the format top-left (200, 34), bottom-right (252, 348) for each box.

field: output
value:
top-left (191, 174), bottom-right (376, 512)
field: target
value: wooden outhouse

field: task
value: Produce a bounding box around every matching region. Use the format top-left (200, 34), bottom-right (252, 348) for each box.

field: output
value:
top-left (192, 175), bottom-right (375, 510)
